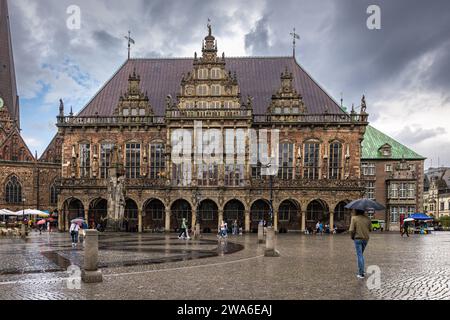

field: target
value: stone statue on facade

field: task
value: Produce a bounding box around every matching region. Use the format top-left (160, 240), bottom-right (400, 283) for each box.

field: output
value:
top-left (92, 154), bottom-right (99, 178)
top-left (106, 146), bottom-right (126, 231)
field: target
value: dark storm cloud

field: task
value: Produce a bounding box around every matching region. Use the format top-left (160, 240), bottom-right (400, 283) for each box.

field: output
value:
top-left (92, 30), bottom-right (121, 49)
top-left (245, 15), bottom-right (271, 55)
top-left (397, 126), bottom-right (447, 145)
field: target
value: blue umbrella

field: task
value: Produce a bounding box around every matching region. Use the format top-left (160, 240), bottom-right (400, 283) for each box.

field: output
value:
top-left (345, 199), bottom-right (385, 211)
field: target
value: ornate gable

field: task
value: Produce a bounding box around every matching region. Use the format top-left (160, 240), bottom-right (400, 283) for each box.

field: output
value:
top-left (114, 69), bottom-right (153, 117)
top-left (268, 68), bottom-right (307, 116)
top-left (40, 134), bottom-right (63, 164)
top-left (175, 24), bottom-right (242, 111)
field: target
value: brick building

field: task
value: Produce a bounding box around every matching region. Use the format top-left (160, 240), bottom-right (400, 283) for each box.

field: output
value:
top-left (0, 0), bottom-right (61, 214)
top-left (56, 25), bottom-right (369, 233)
top-left (361, 126), bottom-right (426, 231)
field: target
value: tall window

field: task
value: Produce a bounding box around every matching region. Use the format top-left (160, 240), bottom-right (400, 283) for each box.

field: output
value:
top-left (80, 144), bottom-right (91, 178)
top-left (329, 142), bottom-right (342, 180)
top-left (389, 183), bottom-right (399, 199)
top-left (304, 142), bottom-right (320, 180)
top-left (279, 143), bottom-right (294, 180)
top-left (100, 143), bottom-right (114, 179)
top-left (408, 184), bottom-right (416, 199)
top-left (50, 184), bottom-right (58, 206)
top-left (362, 163), bottom-right (376, 176)
top-left (366, 181), bottom-right (375, 200)
top-left (399, 183), bottom-right (408, 199)
top-left (5, 176), bottom-right (22, 204)
top-left (150, 144), bottom-right (166, 179)
top-left (126, 143), bottom-right (141, 179)
top-left (390, 207), bottom-right (399, 223)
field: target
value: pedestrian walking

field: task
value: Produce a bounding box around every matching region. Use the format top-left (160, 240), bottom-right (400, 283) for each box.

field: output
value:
top-left (401, 221), bottom-right (410, 238)
top-left (232, 220), bottom-right (238, 235)
top-left (178, 218), bottom-right (188, 240)
top-left (349, 209), bottom-right (372, 279)
top-left (219, 220), bottom-right (228, 240)
top-left (69, 222), bottom-right (80, 247)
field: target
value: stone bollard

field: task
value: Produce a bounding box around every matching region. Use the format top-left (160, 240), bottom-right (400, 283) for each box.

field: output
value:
top-left (81, 230), bottom-right (103, 283)
top-left (258, 223), bottom-right (264, 244)
top-left (194, 223), bottom-right (201, 239)
top-left (21, 224), bottom-right (27, 238)
top-left (264, 227), bottom-right (280, 257)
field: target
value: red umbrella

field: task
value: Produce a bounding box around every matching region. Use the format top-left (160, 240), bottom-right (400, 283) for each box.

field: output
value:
top-left (37, 220), bottom-right (46, 225)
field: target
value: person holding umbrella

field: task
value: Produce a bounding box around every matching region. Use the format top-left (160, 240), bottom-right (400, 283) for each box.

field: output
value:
top-left (346, 199), bottom-right (385, 279)
top-left (401, 218), bottom-right (414, 237)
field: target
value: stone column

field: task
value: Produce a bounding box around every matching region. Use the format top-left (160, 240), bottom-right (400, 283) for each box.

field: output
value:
top-left (138, 208), bottom-right (143, 233)
top-left (274, 209), bottom-right (279, 232)
top-left (329, 210), bottom-right (335, 235)
top-left (218, 209), bottom-right (224, 231)
top-left (65, 211), bottom-right (69, 232)
top-left (191, 209), bottom-right (197, 230)
top-left (165, 210), bottom-right (171, 233)
top-left (84, 208), bottom-right (89, 222)
top-left (245, 210), bottom-right (250, 233)
top-left (81, 230), bottom-right (103, 283)
top-left (301, 209), bottom-right (306, 232)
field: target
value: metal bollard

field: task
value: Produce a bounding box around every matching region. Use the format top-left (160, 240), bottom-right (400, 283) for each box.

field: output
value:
top-left (258, 223), bottom-right (264, 244)
top-left (264, 227), bottom-right (280, 257)
top-left (81, 230), bottom-right (103, 283)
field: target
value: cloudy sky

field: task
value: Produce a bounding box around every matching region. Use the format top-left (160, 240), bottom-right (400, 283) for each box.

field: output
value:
top-left (8, 0), bottom-right (450, 167)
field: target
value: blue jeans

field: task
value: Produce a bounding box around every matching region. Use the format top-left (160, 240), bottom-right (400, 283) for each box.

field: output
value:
top-left (354, 240), bottom-right (368, 276)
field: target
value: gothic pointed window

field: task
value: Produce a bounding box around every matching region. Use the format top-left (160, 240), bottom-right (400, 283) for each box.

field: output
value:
top-left (125, 143), bottom-right (141, 179)
top-left (80, 143), bottom-right (91, 178)
top-left (5, 176), bottom-right (22, 204)
top-left (303, 142), bottom-right (320, 180)
top-left (329, 142), bottom-right (343, 180)
top-left (150, 144), bottom-right (166, 179)
top-left (279, 143), bottom-right (294, 180)
top-left (50, 183), bottom-right (58, 206)
top-left (100, 143), bottom-right (114, 179)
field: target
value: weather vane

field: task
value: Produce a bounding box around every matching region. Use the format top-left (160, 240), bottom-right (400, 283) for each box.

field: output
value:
top-left (124, 31), bottom-right (135, 60)
top-left (290, 28), bottom-right (300, 58)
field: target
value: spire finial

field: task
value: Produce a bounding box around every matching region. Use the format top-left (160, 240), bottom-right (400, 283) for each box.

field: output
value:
top-left (124, 31), bottom-right (135, 60)
top-left (290, 27), bottom-right (300, 58)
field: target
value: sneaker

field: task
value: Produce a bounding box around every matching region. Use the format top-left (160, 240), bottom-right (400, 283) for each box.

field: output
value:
top-left (357, 274), bottom-right (365, 279)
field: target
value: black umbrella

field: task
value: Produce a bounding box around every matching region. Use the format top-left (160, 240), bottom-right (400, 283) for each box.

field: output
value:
top-left (345, 199), bottom-right (385, 211)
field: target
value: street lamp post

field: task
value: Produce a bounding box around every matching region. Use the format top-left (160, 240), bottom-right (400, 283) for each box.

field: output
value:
top-left (257, 161), bottom-right (280, 257)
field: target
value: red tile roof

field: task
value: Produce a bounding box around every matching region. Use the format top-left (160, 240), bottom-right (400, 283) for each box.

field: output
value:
top-left (79, 57), bottom-right (344, 117)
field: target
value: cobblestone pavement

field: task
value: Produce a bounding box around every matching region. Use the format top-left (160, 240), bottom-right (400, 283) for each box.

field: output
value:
top-left (0, 231), bottom-right (449, 300)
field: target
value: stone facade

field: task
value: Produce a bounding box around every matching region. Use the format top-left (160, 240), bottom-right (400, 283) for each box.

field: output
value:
top-left (56, 27), bottom-right (368, 233)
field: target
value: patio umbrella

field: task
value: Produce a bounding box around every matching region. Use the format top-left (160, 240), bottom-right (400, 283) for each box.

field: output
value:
top-left (345, 199), bottom-right (385, 211)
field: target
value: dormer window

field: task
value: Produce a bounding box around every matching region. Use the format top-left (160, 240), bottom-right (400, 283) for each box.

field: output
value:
top-left (379, 144), bottom-right (392, 158)
top-left (197, 85), bottom-right (208, 96)
top-left (211, 68), bottom-right (221, 79)
top-left (198, 69), bottom-right (208, 79)
top-left (211, 85), bottom-right (221, 96)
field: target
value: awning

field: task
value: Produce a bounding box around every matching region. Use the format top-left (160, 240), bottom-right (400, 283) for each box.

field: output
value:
top-left (411, 213), bottom-right (434, 221)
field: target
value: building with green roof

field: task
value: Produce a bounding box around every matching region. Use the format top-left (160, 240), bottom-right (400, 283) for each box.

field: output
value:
top-left (361, 126), bottom-right (426, 231)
